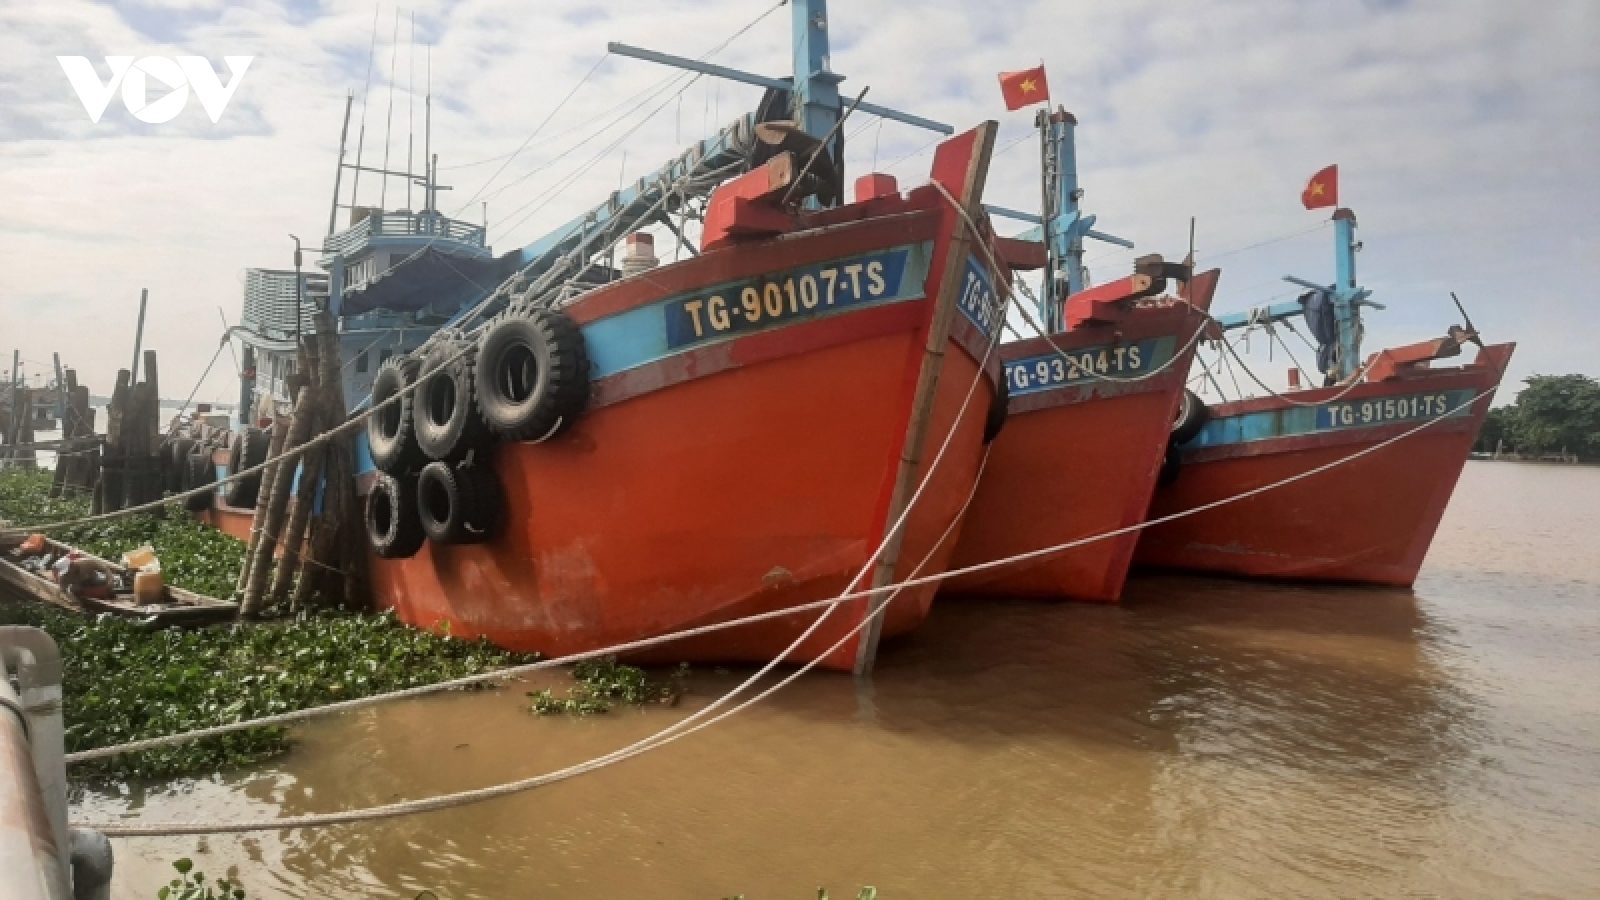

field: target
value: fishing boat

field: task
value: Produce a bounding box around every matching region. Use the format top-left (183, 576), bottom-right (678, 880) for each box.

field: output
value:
top-left (1134, 206), bottom-right (1514, 586)
top-left (216, 3), bottom-right (1010, 673)
top-left (942, 109), bottom-right (1220, 603)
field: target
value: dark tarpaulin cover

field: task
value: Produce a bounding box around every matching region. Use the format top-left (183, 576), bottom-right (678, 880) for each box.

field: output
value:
top-left (339, 248), bottom-right (516, 317)
top-left (1298, 289), bottom-right (1338, 375)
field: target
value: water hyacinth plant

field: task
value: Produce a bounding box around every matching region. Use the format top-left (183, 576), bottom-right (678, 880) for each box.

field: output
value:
top-left (529, 657), bottom-right (688, 715)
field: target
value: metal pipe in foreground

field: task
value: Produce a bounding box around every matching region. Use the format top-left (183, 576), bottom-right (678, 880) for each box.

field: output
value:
top-left (0, 627), bottom-right (72, 900)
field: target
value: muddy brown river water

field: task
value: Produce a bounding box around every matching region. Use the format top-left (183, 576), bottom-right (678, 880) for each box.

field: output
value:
top-left (80, 461), bottom-right (1600, 898)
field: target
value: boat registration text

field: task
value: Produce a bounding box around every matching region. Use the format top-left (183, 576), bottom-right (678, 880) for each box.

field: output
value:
top-left (663, 246), bottom-right (918, 350)
top-left (1316, 391), bottom-right (1473, 431)
top-left (1005, 337), bottom-right (1169, 395)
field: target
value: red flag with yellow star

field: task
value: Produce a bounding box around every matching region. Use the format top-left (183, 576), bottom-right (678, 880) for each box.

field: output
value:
top-left (1302, 165), bottom-right (1338, 209)
top-left (998, 65), bottom-right (1050, 111)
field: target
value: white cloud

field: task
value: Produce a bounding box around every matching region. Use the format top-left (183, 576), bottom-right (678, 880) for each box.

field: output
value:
top-left (0, 0), bottom-right (1595, 401)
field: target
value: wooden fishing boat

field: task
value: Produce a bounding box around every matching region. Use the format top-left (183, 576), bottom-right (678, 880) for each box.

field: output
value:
top-left (0, 535), bottom-right (238, 625)
top-left (1134, 207), bottom-right (1513, 586)
top-left (207, 5), bottom-right (1014, 673)
top-left (944, 268), bottom-right (1219, 602)
top-left (938, 109), bottom-right (1219, 603)
top-left (365, 128), bottom-right (1005, 673)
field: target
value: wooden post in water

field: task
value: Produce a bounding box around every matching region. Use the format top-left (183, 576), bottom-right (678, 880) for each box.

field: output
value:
top-left (96, 369), bottom-right (132, 514)
top-left (51, 370), bottom-right (96, 498)
top-left (2, 349), bottom-right (18, 462)
top-left (126, 350), bottom-right (162, 509)
top-left (12, 388), bottom-right (35, 469)
top-left (129, 289), bottom-right (148, 384)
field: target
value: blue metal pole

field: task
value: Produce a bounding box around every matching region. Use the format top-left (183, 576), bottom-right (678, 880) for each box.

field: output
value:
top-left (792, 0), bottom-right (843, 140)
top-left (1055, 113), bottom-right (1084, 298)
top-left (1331, 208), bottom-right (1361, 379)
top-left (1039, 108), bottom-right (1086, 330)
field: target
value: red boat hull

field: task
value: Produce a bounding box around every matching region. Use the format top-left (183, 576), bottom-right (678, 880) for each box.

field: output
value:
top-left (361, 129), bottom-right (1005, 672)
top-left (943, 271), bottom-right (1218, 603)
top-left (1134, 343), bottom-right (1513, 586)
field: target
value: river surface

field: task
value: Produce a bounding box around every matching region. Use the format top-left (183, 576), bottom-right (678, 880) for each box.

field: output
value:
top-left (80, 461), bottom-right (1600, 899)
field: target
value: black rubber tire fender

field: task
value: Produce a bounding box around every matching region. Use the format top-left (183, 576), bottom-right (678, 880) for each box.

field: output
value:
top-left (474, 308), bottom-right (590, 442)
top-left (366, 472), bottom-right (426, 559)
top-left (983, 368), bottom-right (1010, 444)
top-left (414, 339), bottom-right (490, 461)
top-left (223, 428), bottom-right (269, 508)
top-left (1171, 389), bottom-right (1210, 445)
top-left (184, 450), bottom-right (216, 512)
top-left (367, 356), bottom-right (426, 475)
top-left (416, 460), bottom-right (504, 545)
top-left (166, 438), bottom-right (196, 493)
top-left (1157, 440), bottom-right (1182, 487)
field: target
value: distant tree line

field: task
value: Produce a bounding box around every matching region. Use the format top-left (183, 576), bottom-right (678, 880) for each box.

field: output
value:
top-left (1476, 374), bottom-right (1600, 461)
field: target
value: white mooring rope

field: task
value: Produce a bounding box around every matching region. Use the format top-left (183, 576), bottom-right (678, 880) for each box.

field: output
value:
top-left (63, 185), bottom-right (1504, 836)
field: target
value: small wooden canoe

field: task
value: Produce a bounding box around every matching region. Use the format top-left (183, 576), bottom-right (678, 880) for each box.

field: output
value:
top-left (0, 536), bottom-right (238, 626)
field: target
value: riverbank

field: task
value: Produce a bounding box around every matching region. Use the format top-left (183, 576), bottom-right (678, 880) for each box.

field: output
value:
top-left (0, 467), bottom-right (541, 780)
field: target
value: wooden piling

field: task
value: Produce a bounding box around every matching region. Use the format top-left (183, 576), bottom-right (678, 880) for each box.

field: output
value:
top-left (239, 385), bottom-right (315, 618)
top-left (299, 310), bottom-right (367, 611)
top-left (271, 396), bottom-right (325, 611)
top-left (97, 370), bottom-right (132, 514)
top-left (235, 418), bottom-right (287, 600)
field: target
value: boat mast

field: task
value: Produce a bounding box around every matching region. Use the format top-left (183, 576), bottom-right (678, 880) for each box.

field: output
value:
top-left (1329, 209), bottom-right (1363, 379)
top-left (607, 0), bottom-right (952, 175)
top-left (1035, 109), bottom-right (1132, 332)
top-left (791, 0), bottom-right (842, 141)
top-left (1213, 205), bottom-right (1378, 382)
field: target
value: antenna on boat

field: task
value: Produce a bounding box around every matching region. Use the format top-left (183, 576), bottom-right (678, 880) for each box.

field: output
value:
top-left (407, 10), bottom-right (416, 212)
top-left (423, 47), bottom-right (432, 213)
top-left (350, 5), bottom-right (380, 216)
top-left (327, 92), bottom-right (353, 237)
top-left (379, 8), bottom-right (400, 210)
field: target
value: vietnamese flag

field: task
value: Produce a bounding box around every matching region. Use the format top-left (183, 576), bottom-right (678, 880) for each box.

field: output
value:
top-left (1302, 165), bottom-right (1338, 209)
top-left (999, 65), bottom-right (1050, 111)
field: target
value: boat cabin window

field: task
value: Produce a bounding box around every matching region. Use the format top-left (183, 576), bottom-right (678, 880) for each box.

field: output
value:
top-left (355, 350), bottom-right (369, 373)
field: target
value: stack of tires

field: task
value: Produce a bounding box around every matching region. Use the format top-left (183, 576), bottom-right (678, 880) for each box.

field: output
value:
top-left (222, 428), bottom-right (271, 509)
top-left (164, 435), bottom-right (220, 512)
top-left (364, 307), bottom-right (590, 559)
top-left (164, 427), bottom-right (272, 513)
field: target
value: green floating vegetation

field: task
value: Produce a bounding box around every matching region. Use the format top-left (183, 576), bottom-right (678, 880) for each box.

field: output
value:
top-left (529, 658), bottom-right (687, 715)
top-left (0, 602), bottom-right (537, 781)
top-left (0, 468), bottom-right (245, 599)
top-left (158, 858), bottom-right (246, 900)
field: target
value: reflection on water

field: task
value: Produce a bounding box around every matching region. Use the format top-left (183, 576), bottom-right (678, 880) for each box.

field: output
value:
top-left (84, 462), bottom-right (1600, 898)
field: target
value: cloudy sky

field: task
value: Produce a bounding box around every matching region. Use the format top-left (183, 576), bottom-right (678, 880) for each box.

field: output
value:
top-left (1, 0), bottom-right (1595, 405)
